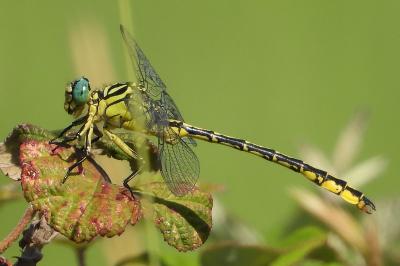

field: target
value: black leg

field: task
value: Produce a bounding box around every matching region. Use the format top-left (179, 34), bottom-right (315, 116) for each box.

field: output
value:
top-left (123, 168), bottom-right (142, 197)
top-left (62, 130), bottom-right (91, 184)
top-left (50, 115), bottom-right (88, 144)
top-left (62, 152), bottom-right (89, 183)
top-left (91, 125), bottom-right (103, 144)
top-left (50, 123), bottom-right (86, 154)
top-left (87, 156), bottom-right (112, 183)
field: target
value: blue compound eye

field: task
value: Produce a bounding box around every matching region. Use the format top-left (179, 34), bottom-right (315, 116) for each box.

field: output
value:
top-left (72, 77), bottom-right (90, 104)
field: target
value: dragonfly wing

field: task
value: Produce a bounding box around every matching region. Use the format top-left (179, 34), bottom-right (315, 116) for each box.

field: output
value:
top-left (121, 25), bottom-right (197, 145)
top-left (120, 25), bottom-right (165, 98)
top-left (161, 92), bottom-right (197, 146)
top-left (120, 25), bottom-right (199, 193)
top-left (159, 129), bottom-right (200, 196)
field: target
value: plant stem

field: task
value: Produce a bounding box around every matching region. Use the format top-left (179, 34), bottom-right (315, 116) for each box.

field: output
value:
top-left (0, 205), bottom-right (35, 253)
top-left (76, 246), bottom-right (87, 266)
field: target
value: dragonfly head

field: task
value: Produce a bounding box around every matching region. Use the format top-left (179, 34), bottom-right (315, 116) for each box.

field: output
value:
top-left (64, 77), bottom-right (91, 117)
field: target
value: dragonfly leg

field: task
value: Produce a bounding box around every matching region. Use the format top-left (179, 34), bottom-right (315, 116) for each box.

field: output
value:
top-left (92, 125), bottom-right (103, 144)
top-left (62, 129), bottom-right (92, 183)
top-left (123, 168), bottom-right (142, 197)
top-left (50, 115), bottom-right (88, 145)
top-left (50, 123), bottom-right (87, 154)
top-left (103, 128), bottom-right (145, 195)
top-left (103, 128), bottom-right (139, 159)
top-left (62, 150), bottom-right (88, 183)
top-left (87, 155), bottom-right (112, 183)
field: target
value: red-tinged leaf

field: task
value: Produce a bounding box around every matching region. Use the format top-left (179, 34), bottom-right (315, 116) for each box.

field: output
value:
top-left (19, 140), bottom-right (141, 243)
top-left (139, 182), bottom-right (213, 251)
top-left (1, 124), bottom-right (55, 181)
top-left (3, 124), bottom-right (214, 250)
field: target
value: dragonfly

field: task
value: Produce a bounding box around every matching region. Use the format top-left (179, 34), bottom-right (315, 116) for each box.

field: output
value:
top-left (50, 25), bottom-right (376, 214)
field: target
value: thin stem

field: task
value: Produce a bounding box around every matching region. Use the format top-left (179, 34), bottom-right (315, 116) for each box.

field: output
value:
top-left (0, 205), bottom-right (35, 253)
top-left (76, 246), bottom-right (87, 266)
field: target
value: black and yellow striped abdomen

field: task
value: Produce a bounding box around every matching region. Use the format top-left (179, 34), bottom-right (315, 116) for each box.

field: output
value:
top-left (169, 119), bottom-right (375, 214)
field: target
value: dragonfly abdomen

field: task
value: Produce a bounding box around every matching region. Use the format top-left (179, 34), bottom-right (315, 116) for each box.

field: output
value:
top-left (169, 119), bottom-right (375, 214)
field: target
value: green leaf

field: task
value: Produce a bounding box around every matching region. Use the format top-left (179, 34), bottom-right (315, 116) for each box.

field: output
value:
top-left (200, 243), bottom-right (279, 266)
top-left (271, 227), bottom-right (327, 266)
top-left (20, 140), bottom-right (141, 243)
top-left (275, 226), bottom-right (326, 249)
top-left (4, 123), bottom-right (56, 149)
top-left (139, 181), bottom-right (213, 252)
top-left (3, 124), bottom-right (213, 250)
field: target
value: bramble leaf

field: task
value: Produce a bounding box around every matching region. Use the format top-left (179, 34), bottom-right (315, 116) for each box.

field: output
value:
top-left (0, 124), bottom-right (56, 181)
top-left (0, 143), bottom-right (20, 181)
top-left (20, 140), bottom-right (141, 242)
top-left (139, 181), bottom-right (213, 251)
top-left (1, 124), bottom-right (213, 250)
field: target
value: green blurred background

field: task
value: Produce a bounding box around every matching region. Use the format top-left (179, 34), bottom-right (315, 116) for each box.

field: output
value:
top-left (0, 0), bottom-right (399, 265)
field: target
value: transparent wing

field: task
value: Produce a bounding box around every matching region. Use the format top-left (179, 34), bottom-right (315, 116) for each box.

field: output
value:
top-left (159, 129), bottom-right (200, 196)
top-left (120, 25), bottom-right (199, 195)
top-left (120, 24), bottom-right (196, 145)
top-left (160, 92), bottom-right (197, 146)
top-left (120, 25), bottom-right (165, 98)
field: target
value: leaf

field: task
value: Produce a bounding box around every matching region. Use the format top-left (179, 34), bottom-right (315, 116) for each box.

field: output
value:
top-left (0, 124), bottom-right (158, 181)
top-left (0, 142), bottom-right (20, 180)
top-left (332, 111), bottom-right (369, 173)
top-left (20, 140), bottom-right (141, 243)
top-left (271, 227), bottom-right (327, 266)
top-left (343, 156), bottom-right (387, 188)
top-left (200, 228), bottom-right (333, 266)
top-left (0, 124), bottom-right (56, 181)
top-left (139, 181), bottom-right (213, 251)
top-left (274, 226), bottom-right (326, 249)
top-left (3, 124), bottom-right (214, 250)
top-left (200, 242), bottom-right (279, 266)
top-left (290, 189), bottom-right (367, 254)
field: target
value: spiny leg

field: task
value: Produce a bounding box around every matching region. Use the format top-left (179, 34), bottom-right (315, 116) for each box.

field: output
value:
top-left (92, 125), bottom-right (103, 144)
top-left (87, 156), bottom-right (112, 183)
top-left (103, 128), bottom-right (142, 196)
top-left (62, 122), bottom-right (101, 183)
top-left (87, 125), bottom-right (111, 183)
top-left (123, 169), bottom-right (142, 197)
top-left (63, 125), bottom-right (111, 184)
top-left (50, 115), bottom-right (88, 146)
top-left (62, 150), bottom-right (88, 183)
top-left (62, 129), bottom-right (91, 183)
top-left (55, 105), bottom-right (97, 151)
top-left (50, 123), bottom-right (87, 155)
